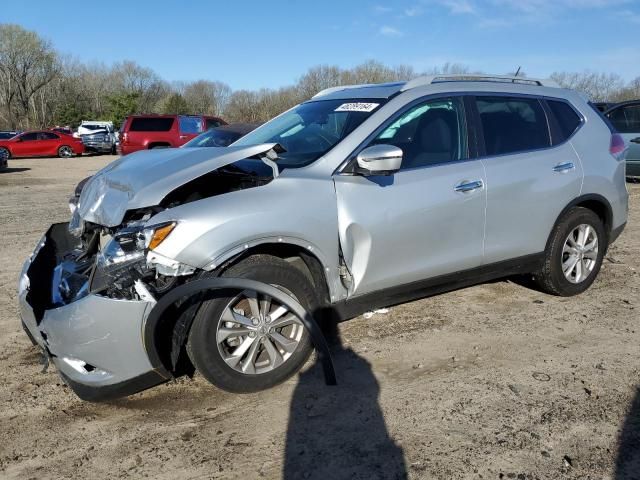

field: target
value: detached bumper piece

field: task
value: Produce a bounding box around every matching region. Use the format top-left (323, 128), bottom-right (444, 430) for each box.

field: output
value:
top-left (19, 223), bottom-right (335, 401)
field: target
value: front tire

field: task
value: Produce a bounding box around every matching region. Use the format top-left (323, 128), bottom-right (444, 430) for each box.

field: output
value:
top-left (187, 255), bottom-right (316, 393)
top-left (0, 147), bottom-right (10, 160)
top-left (535, 207), bottom-right (606, 296)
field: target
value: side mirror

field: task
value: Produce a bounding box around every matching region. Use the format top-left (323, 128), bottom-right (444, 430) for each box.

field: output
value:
top-left (355, 145), bottom-right (402, 176)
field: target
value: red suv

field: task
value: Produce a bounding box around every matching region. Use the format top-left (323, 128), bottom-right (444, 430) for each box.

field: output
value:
top-left (118, 114), bottom-right (226, 155)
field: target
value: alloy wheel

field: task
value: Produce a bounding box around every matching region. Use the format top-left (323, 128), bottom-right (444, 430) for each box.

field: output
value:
top-left (216, 288), bottom-right (305, 375)
top-left (561, 223), bottom-right (599, 284)
top-left (58, 146), bottom-right (73, 158)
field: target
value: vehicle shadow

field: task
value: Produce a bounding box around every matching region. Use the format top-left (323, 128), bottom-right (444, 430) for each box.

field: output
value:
top-left (283, 315), bottom-right (407, 480)
top-left (0, 167), bottom-right (30, 173)
top-left (615, 386), bottom-right (640, 478)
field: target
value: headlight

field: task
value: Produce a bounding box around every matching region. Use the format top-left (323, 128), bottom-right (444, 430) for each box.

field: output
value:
top-left (142, 222), bottom-right (176, 250)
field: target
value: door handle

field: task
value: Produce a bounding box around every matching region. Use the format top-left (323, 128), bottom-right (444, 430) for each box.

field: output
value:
top-left (454, 180), bottom-right (483, 193)
top-left (552, 162), bottom-right (575, 173)
top-left (630, 137), bottom-right (640, 144)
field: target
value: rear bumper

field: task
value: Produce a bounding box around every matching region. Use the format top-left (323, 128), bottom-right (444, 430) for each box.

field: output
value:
top-left (118, 144), bottom-right (144, 156)
top-left (83, 142), bottom-right (113, 153)
top-left (18, 223), bottom-right (168, 401)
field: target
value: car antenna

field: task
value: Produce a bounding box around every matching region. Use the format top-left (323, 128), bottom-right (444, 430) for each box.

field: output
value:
top-left (514, 66), bottom-right (521, 78)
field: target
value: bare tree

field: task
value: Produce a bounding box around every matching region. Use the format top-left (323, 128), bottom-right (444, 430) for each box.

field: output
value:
top-left (550, 70), bottom-right (625, 102)
top-left (0, 24), bottom-right (60, 128)
top-left (183, 80), bottom-right (232, 115)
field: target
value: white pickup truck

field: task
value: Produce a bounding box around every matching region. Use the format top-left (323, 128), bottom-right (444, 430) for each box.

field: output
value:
top-left (75, 121), bottom-right (117, 154)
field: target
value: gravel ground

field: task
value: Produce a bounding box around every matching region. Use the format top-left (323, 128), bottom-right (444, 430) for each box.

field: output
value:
top-left (0, 156), bottom-right (639, 480)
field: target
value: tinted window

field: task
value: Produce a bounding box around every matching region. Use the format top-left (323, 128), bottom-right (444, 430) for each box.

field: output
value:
top-left (179, 116), bottom-right (203, 134)
top-left (205, 119), bottom-right (222, 130)
top-left (476, 96), bottom-right (550, 156)
top-left (370, 97), bottom-right (467, 169)
top-left (129, 117), bottom-right (174, 132)
top-left (39, 132), bottom-right (59, 140)
top-left (20, 132), bottom-right (39, 141)
top-left (547, 100), bottom-right (582, 143)
top-left (607, 104), bottom-right (640, 134)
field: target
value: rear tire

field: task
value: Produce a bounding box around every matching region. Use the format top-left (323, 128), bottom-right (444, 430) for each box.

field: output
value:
top-left (534, 207), bottom-right (606, 296)
top-left (57, 145), bottom-right (74, 158)
top-left (0, 147), bottom-right (10, 159)
top-left (187, 255), bottom-right (316, 393)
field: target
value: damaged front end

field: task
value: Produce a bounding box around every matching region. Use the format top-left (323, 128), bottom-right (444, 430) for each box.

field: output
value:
top-left (17, 143), bottom-right (315, 401)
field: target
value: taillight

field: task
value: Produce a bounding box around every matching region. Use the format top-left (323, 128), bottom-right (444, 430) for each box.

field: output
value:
top-left (609, 133), bottom-right (626, 160)
top-left (122, 132), bottom-right (128, 143)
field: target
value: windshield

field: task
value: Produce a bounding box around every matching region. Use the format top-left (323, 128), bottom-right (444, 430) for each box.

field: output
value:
top-left (183, 128), bottom-right (244, 148)
top-left (232, 98), bottom-right (385, 167)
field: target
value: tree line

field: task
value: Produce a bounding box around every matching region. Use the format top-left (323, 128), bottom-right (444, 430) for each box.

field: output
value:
top-left (1, 23), bottom-right (639, 130)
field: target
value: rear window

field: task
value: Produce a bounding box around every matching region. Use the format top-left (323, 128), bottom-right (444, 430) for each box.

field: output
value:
top-left (547, 100), bottom-right (582, 144)
top-left (476, 96), bottom-right (550, 156)
top-left (606, 104), bottom-right (640, 134)
top-left (129, 117), bottom-right (174, 132)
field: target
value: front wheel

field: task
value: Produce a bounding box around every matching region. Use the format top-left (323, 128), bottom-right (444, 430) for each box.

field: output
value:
top-left (0, 147), bottom-right (10, 159)
top-left (57, 145), bottom-right (74, 158)
top-left (187, 255), bottom-right (316, 393)
top-left (534, 207), bottom-right (606, 296)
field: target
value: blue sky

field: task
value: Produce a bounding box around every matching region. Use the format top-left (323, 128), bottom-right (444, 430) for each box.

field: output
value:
top-left (3, 0), bottom-right (640, 90)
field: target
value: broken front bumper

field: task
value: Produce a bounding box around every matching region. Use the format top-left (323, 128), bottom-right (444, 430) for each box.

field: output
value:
top-left (18, 223), bottom-right (169, 401)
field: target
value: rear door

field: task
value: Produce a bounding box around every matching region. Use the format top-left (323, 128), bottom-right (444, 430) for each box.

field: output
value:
top-left (605, 102), bottom-right (640, 177)
top-left (334, 95), bottom-right (487, 296)
top-left (38, 132), bottom-right (61, 155)
top-left (474, 95), bottom-right (583, 264)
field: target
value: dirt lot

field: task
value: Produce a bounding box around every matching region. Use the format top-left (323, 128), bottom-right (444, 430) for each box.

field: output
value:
top-left (0, 155), bottom-right (638, 479)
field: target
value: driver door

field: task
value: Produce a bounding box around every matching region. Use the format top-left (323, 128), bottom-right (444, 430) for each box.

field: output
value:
top-left (11, 132), bottom-right (40, 157)
top-left (334, 96), bottom-right (486, 297)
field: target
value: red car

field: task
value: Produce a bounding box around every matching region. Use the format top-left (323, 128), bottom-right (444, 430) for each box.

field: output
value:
top-left (0, 130), bottom-right (84, 159)
top-left (118, 114), bottom-right (226, 155)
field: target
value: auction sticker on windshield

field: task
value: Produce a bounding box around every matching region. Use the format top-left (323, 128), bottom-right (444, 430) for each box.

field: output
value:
top-left (334, 102), bottom-right (380, 112)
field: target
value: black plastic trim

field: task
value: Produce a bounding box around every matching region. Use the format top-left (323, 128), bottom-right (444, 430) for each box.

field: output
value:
top-left (59, 370), bottom-right (168, 402)
top-left (333, 253), bottom-right (544, 321)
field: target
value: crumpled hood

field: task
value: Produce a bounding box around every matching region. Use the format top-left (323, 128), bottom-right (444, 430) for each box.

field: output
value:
top-left (78, 143), bottom-right (277, 227)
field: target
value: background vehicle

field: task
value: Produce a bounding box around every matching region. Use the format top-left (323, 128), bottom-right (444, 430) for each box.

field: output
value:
top-left (19, 75), bottom-right (628, 400)
top-left (0, 131), bottom-right (19, 140)
top-left (76, 121), bottom-right (117, 154)
top-left (183, 123), bottom-right (260, 148)
top-left (118, 114), bottom-right (226, 155)
top-left (604, 100), bottom-right (640, 179)
top-left (0, 130), bottom-right (84, 158)
top-left (51, 126), bottom-right (73, 135)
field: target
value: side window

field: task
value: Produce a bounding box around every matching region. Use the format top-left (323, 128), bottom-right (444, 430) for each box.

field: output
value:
top-left (607, 104), bottom-right (640, 134)
top-left (205, 118), bottom-right (222, 130)
top-left (179, 116), bottom-right (203, 134)
top-left (476, 96), bottom-right (550, 156)
top-left (371, 97), bottom-right (467, 169)
top-left (40, 132), bottom-right (59, 140)
top-left (20, 132), bottom-right (39, 141)
top-left (547, 100), bottom-right (582, 144)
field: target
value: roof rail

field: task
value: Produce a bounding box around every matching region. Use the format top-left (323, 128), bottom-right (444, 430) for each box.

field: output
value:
top-left (401, 74), bottom-right (559, 91)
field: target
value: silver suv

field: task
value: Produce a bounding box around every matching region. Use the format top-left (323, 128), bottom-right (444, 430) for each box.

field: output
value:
top-left (19, 75), bottom-right (628, 400)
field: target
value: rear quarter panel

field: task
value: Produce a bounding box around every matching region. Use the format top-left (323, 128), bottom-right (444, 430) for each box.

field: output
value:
top-left (569, 95), bottom-right (628, 230)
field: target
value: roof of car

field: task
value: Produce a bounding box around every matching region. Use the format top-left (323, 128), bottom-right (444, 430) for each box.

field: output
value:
top-left (312, 74), bottom-right (561, 101)
top-left (603, 99), bottom-right (640, 113)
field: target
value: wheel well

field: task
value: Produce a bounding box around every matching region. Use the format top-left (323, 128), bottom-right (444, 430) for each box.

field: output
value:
top-left (573, 198), bottom-right (612, 234)
top-left (217, 243), bottom-right (331, 305)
